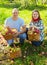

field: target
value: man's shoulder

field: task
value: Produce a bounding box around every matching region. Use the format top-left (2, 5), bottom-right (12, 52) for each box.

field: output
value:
top-left (18, 17), bottom-right (24, 22)
top-left (5, 17), bottom-right (12, 21)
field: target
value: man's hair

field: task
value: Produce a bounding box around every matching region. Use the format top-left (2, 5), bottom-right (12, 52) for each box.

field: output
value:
top-left (12, 8), bottom-right (19, 13)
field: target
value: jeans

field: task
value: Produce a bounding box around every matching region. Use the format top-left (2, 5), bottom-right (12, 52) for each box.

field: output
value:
top-left (7, 33), bottom-right (27, 45)
top-left (31, 41), bottom-right (43, 46)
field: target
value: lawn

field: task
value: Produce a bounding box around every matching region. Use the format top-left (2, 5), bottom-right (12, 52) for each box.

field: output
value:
top-left (0, 6), bottom-right (47, 65)
top-left (0, 7), bottom-right (47, 27)
top-left (13, 41), bottom-right (47, 65)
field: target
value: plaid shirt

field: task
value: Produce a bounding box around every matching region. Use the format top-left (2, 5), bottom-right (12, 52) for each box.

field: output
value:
top-left (29, 20), bottom-right (44, 41)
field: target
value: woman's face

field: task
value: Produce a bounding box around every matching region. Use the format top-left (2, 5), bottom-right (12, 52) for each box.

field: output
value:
top-left (32, 12), bottom-right (39, 19)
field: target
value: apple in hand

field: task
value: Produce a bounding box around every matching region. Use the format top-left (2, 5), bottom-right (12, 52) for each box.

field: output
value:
top-left (11, 29), bottom-right (18, 34)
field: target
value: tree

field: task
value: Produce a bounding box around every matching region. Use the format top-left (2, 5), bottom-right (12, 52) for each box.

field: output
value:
top-left (31, 0), bottom-right (38, 5)
top-left (9, 0), bottom-right (14, 3)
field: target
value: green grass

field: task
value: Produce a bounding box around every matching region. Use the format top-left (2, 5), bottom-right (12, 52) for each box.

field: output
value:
top-left (13, 42), bottom-right (47, 65)
top-left (0, 6), bottom-right (47, 65)
top-left (0, 7), bottom-right (47, 27)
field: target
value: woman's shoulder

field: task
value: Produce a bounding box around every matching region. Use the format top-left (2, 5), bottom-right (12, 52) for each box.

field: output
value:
top-left (39, 19), bottom-right (43, 22)
top-left (39, 19), bottom-right (43, 24)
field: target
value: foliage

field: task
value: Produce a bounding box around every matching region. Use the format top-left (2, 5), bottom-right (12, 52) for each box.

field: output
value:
top-left (0, 0), bottom-right (47, 9)
top-left (0, 1), bottom-right (47, 65)
top-left (0, 7), bottom-right (47, 27)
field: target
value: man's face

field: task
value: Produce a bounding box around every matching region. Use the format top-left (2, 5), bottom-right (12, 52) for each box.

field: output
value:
top-left (12, 10), bottom-right (19, 17)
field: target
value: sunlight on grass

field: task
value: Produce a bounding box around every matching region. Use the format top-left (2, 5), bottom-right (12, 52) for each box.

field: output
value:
top-left (0, 8), bottom-right (47, 27)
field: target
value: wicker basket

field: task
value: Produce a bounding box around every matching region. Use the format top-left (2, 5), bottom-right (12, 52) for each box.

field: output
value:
top-left (28, 33), bottom-right (33, 41)
top-left (3, 28), bottom-right (18, 40)
top-left (33, 33), bottom-right (40, 41)
top-left (3, 34), bottom-right (13, 40)
top-left (28, 31), bottom-right (40, 41)
top-left (9, 50), bottom-right (22, 59)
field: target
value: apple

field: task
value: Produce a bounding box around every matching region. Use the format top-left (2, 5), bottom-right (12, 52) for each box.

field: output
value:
top-left (7, 59), bottom-right (10, 62)
top-left (10, 60), bottom-right (14, 64)
top-left (5, 28), bottom-right (18, 35)
top-left (1, 28), bottom-right (8, 35)
top-left (34, 28), bottom-right (40, 34)
top-left (34, 33), bottom-right (37, 35)
top-left (16, 48), bottom-right (20, 51)
top-left (28, 31), bottom-right (33, 35)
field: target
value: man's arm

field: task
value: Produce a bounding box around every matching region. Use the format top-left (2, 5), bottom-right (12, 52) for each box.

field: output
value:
top-left (19, 25), bottom-right (26, 34)
top-left (14, 19), bottom-right (26, 37)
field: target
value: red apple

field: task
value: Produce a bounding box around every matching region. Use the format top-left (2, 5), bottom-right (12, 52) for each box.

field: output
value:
top-left (34, 28), bottom-right (40, 34)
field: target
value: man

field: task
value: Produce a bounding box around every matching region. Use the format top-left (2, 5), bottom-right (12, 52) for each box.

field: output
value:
top-left (4, 8), bottom-right (27, 45)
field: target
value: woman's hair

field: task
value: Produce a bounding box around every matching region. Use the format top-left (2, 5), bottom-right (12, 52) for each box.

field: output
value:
top-left (32, 9), bottom-right (41, 22)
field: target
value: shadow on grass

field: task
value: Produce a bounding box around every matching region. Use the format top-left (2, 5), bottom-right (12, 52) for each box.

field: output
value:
top-left (26, 5), bottom-right (47, 11)
top-left (0, 3), bottom-right (20, 9)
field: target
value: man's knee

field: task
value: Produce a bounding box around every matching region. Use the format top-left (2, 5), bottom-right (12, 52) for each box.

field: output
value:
top-left (19, 33), bottom-right (26, 39)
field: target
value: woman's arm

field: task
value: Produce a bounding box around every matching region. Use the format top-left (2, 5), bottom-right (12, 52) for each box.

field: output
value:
top-left (36, 20), bottom-right (44, 30)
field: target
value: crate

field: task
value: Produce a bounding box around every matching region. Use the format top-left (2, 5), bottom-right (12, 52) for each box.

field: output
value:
top-left (28, 31), bottom-right (40, 41)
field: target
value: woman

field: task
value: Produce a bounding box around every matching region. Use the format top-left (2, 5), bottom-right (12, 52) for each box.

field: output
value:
top-left (28, 9), bottom-right (44, 46)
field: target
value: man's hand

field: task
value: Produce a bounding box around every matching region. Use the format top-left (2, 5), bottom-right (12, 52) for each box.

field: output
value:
top-left (20, 25), bottom-right (26, 33)
top-left (7, 26), bottom-right (12, 31)
top-left (13, 32), bottom-right (20, 38)
top-left (15, 32), bottom-right (20, 37)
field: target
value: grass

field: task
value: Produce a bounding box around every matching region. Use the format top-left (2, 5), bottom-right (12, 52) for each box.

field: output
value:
top-left (0, 5), bottom-right (47, 65)
top-left (13, 41), bottom-right (47, 65)
top-left (0, 6), bottom-right (47, 27)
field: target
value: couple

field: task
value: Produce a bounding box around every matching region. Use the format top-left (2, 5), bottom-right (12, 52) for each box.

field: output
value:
top-left (4, 8), bottom-right (44, 46)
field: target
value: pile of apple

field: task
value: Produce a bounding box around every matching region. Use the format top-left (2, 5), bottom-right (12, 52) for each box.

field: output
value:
top-left (0, 59), bottom-right (14, 65)
top-left (28, 27), bottom-right (40, 36)
top-left (28, 27), bottom-right (40, 41)
top-left (5, 27), bottom-right (18, 35)
top-left (0, 44), bottom-right (22, 65)
top-left (9, 46), bottom-right (21, 53)
top-left (0, 44), bottom-right (10, 64)
top-left (1, 27), bottom-right (18, 35)
top-left (0, 33), bottom-right (8, 45)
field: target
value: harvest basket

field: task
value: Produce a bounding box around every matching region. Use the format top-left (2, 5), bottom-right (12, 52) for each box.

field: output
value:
top-left (3, 28), bottom-right (18, 40)
top-left (3, 34), bottom-right (13, 40)
top-left (33, 33), bottom-right (40, 41)
top-left (28, 31), bottom-right (40, 41)
top-left (9, 49), bottom-right (22, 59)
